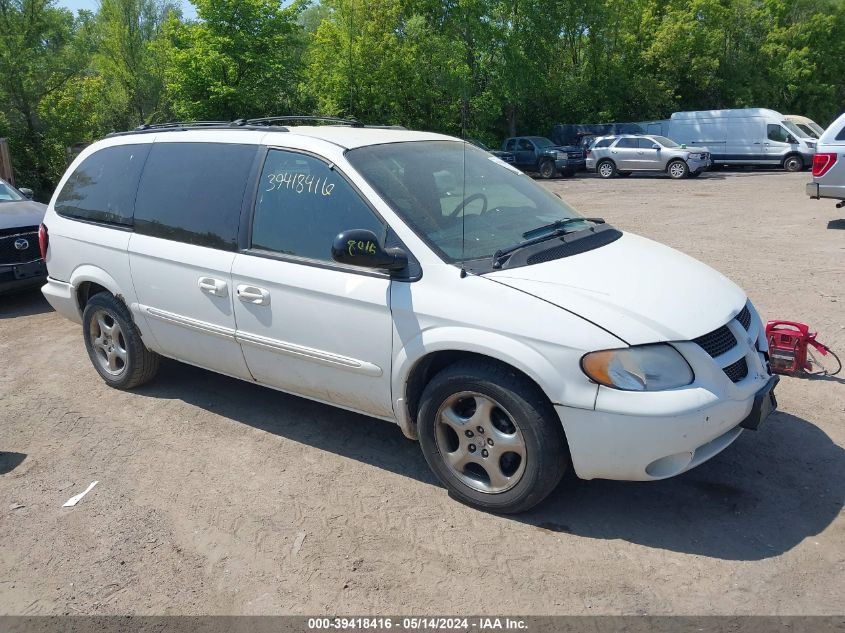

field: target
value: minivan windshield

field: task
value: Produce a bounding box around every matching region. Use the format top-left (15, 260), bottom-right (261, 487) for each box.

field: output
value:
top-left (347, 141), bottom-right (588, 263)
top-left (0, 181), bottom-right (24, 202)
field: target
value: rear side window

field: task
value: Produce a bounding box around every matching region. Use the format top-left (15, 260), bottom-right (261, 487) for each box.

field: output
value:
top-left (615, 138), bottom-right (637, 148)
top-left (836, 126), bottom-right (845, 141)
top-left (55, 144), bottom-right (150, 226)
top-left (251, 149), bottom-right (384, 262)
top-left (134, 142), bottom-right (257, 250)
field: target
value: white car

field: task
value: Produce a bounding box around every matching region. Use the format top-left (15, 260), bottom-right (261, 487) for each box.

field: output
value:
top-left (40, 118), bottom-right (778, 513)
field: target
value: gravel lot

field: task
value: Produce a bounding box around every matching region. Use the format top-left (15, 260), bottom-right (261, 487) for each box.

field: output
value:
top-left (1, 171), bottom-right (843, 616)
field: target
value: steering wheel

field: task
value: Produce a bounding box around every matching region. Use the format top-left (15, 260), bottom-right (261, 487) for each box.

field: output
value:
top-left (450, 192), bottom-right (488, 218)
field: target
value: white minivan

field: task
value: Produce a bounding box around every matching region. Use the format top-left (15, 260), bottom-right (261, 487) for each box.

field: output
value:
top-left (668, 108), bottom-right (816, 171)
top-left (40, 119), bottom-right (779, 513)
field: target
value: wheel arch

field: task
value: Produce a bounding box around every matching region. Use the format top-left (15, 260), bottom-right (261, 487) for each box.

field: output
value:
top-left (69, 266), bottom-right (124, 313)
top-left (393, 330), bottom-right (567, 440)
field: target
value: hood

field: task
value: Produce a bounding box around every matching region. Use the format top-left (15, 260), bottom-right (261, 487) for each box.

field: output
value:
top-left (485, 232), bottom-right (746, 345)
top-left (0, 200), bottom-right (47, 231)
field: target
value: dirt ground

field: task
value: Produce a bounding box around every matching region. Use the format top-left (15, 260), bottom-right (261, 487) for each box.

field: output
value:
top-left (0, 170), bottom-right (843, 616)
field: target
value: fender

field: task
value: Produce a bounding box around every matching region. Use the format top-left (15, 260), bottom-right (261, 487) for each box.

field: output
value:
top-left (391, 326), bottom-right (600, 438)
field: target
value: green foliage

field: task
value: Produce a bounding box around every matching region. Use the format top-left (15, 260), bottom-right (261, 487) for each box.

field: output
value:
top-left (1, 0), bottom-right (844, 196)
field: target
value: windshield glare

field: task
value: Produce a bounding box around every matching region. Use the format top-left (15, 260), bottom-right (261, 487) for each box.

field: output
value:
top-left (652, 136), bottom-right (679, 148)
top-left (782, 120), bottom-right (806, 138)
top-left (347, 141), bottom-right (585, 262)
top-left (0, 182), bottom-right (24, 202)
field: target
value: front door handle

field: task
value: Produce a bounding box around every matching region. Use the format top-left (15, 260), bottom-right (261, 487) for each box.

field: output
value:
top-left (198, 276), bottom-right (228, 297)
top-left (237, 284), bottom-right (270, 306)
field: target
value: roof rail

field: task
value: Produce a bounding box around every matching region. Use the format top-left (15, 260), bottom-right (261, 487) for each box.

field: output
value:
top-left (238, 116), bottom-right (363, 127)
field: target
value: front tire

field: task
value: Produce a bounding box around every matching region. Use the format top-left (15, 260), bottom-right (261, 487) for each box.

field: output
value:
top-left (82, 292), bottom-right (160, 389)
top-left (538, 160), bottom-right (556, 179)
top-left (597, 160), bottom-right (617, 179)
top-left (667, 159), bottom-right (689, 179)
top-left (417, 360), bottom-right (569, 514)
top-left (783, 155), bottom-right (803, 172)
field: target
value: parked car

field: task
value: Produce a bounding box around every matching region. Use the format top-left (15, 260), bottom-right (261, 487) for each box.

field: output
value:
top-left (502, 136), bottom-right (585, 178)
top-left (784, 115), bottom-right (825, 139)
top-left (586, 134), bottom-right (712, 179)
top-left (806, 111), bottom-right (845, 207)
top-left (0, 178), bottom-right (48, 294)
top-left (551, 123), bottom-right (645, 149)
top-left (41, 119), bottom-right (777, 513)
top-left (667, 108), bottom-right (816, 172)
top-left (466, 138), bottom-right (516, 164)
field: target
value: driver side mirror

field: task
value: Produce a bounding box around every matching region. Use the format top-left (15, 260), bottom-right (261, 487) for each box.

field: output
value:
top-left (652, 144), bottom-right (661, 150)
top-left (19, 187), bottom-right (34, 200)
top-left (332, 229), bottom-right (408, 272)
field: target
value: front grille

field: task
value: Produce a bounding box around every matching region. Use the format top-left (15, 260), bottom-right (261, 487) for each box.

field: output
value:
top-left (0, 230), bottom-right (40, 264)
top-left (736, 305), bottom-right (751, 330)
top-left (693, 325), bottom-right (737, 358)
top-left (723, 358), bottom-right (749, 382)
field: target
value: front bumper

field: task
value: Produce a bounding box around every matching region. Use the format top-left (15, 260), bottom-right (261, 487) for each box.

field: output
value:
top-left (557, 378), bottom-right (770, 481)
top-left (0, 260), bottom-right (46, 295)
top-left (687, 157), bottom-right (712, 172)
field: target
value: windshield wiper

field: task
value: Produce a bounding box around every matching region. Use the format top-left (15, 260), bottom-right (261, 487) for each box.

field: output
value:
top-left (492, 217), bottom-right (605, 269)
top-left (522, 217), bottom-right (604, 239)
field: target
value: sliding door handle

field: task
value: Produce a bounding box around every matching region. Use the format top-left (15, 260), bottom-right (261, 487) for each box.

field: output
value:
top-left (237, 285), bottom-right (270, 306)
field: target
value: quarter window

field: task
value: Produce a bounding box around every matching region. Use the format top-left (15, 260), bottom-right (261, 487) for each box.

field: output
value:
top-left (767, 125), bottom-right (790, 143)
top-left (55, 144), bottom-right (150, 226)
top-left (133, 142), bottom-right (257, 250)
top-left (593, 139), bottom-right (613, 149)
top-left (251, 150), bottom-right (385, 262)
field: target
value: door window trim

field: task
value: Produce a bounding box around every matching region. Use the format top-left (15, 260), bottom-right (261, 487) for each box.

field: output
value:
top-left (239, 145), bottom-right (422, 281)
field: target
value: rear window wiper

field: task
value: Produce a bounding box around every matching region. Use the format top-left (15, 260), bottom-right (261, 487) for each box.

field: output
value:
top-left (492, 217), bottom-right (605, 268)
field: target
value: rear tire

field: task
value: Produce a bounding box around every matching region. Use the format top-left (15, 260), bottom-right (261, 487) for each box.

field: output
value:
top-left (417, 360), bottom-right (569, 514)
top-left (667, 159), bottom-right (689, 179)
top-left (597, 160), bottom-right (617, 179)
top-left (783, 155), bottom-right (803, 172)
top-left (538, 160), bottom-right (556, 179)
top-left (82, 292), bottom-right (160, 390)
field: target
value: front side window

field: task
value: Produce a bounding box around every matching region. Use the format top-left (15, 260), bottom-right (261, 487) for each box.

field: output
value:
top-left (637, 138), bottom-right (657, 149)
top-left (517, 139), bottom-right (534, 151)
top-left (767, 125), bottom-right (790, 143)
top-left (0, 181), bottom-right (23, 201)
top-left (55, 144), bottom-right (150, 225)
top-left (505, 139), bottom-right (516, 151)
top-left (796, 124), bottom-right (818, 139)
top-left (251, 149), bottom-right (385, 261)
top-left (347, 141), bottom-right (589, 263)
top-left (134, 142), bottom-right (257, 250)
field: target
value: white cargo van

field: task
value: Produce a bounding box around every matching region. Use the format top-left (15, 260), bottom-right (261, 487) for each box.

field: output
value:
top-left (667, 108), bottom-right (816, 171)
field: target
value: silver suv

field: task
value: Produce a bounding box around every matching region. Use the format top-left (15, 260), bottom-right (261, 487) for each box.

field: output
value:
top-left (806, 111), bottom-right (845, 207)
top-left (587, 134), bottom-right (712, 179)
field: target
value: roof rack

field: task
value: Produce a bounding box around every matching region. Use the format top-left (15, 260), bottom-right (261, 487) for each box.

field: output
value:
top-left (236, 115), bottom-right (363, 127)
top-left (105, 115), bottom-right (407, 138)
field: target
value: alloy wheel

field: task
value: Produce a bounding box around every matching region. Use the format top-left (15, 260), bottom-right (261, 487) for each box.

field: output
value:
top-left (88, 308), bottom-right (128, 376)
top-left (434, 391), bottom-right (527, 493)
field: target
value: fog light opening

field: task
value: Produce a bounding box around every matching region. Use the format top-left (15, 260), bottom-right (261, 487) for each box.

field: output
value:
top-left (645, 451), bottom-right (694, 478)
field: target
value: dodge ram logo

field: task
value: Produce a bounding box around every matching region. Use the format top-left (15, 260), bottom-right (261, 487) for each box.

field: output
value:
top-left (14, 238), bottom-right (29, 251)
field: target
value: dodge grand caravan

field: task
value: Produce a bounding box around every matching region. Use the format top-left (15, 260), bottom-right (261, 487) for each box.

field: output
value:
top-left (40, 118), bottom-right (778, 513)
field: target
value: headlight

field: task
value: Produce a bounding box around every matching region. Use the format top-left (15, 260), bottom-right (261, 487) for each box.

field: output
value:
top-left (581, 344), bottom-right (694, 391)
top-left (688, 152), bottom-right (702, 160)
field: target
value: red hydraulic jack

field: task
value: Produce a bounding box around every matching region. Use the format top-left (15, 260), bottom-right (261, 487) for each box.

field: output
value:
top-left (765, 321), bottom-right (842, 377)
